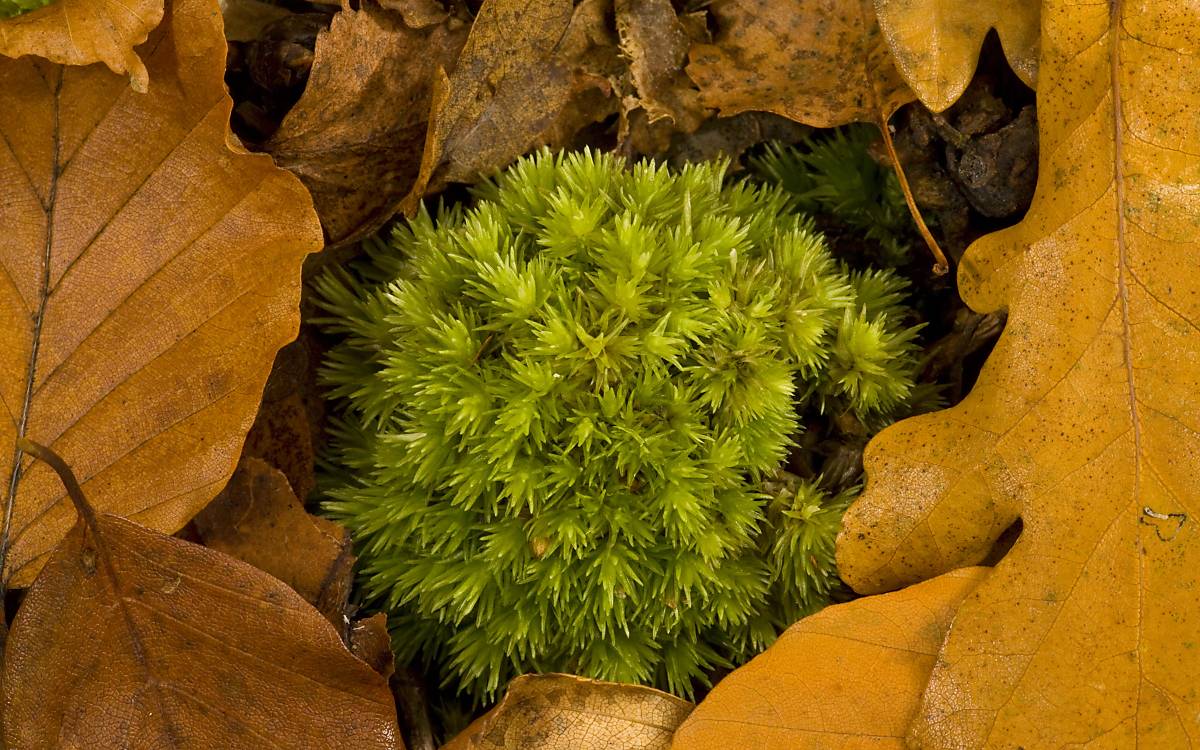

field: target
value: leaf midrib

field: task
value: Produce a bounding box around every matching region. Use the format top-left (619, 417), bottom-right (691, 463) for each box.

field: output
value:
top-left (1, 66), bottom-right (62, 585)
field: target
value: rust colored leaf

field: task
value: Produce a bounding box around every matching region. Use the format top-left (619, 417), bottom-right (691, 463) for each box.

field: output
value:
top-left (400, 0), bottom-right (618, 213)
top-left (874, 0), bottom-right (1039, 112)
top-left (686, 0), bottom-right (914, 128)
top-left (442, 674), bottom-right (692, 750)
top-left (838, 3), bottom-right (1200, 746)
top-left (3, 442), bottom-right (401, 748)
top-left (615, 0), bottom-right (706, 133)
top-left (671, 568), bottom-right (987, 749)
top-left (0, 0), bottom-right (322, 588)
top-left (0, 0), bottom-right (163, 93)
top-left (192, 458), bottom-right (354, 630)
top-left (266, 1), bottom-right (469, 245)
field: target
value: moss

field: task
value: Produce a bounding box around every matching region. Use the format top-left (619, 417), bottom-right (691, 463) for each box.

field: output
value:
top-left (0, 0), bottom-right (51, 19)
top-left (315, 149), bottom-right (922, 699)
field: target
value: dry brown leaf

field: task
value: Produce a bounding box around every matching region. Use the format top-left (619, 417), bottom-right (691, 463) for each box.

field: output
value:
top-left (379, 0), bottom-right (449, 29)
top-left (442, 674), bottom-right (692, 750)
top-left (351, 612), bottom-right (397, 679)
top-left (0, 0), bottom-right (163, 93)
top-left (3, 442), bottom-right (402, 748)
top-left (240, 327), bottom-right (325, 501)
top-left (838, 2), bottom-right (1200, 745)
top-left (0, 0), bottom-right (322, 587)
top-left (686, 0), bottom-right (913, 129)
top-left (220, 0), bottom-right (293, 42)
top-left (615, 0), bottom-right (706, 133)
top-left (266, 1), bottom-right (468, 245)
top-left (400, 0), bottom-right (618, 214)
top-left (874, 0), bottom-right (1039, 112)
top-left (684, 0), bottom-right (949, 272)
top-left (671, 568), bottom-right (987, 749)
top-left (192, 458), bottom-right (354, 629)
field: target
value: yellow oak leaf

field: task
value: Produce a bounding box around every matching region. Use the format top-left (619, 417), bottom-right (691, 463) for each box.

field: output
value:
top-left (873, 0), bottom-right (1039, 111)
top-left (837, 1), bottom-right (1200, 745)
top-left (671, 568), bottom-right (987, 750)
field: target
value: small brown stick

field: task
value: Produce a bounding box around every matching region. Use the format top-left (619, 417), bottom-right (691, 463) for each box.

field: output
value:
top-left (15, 438), bottom-right (99, 529)
top-left (879, 114), bottom-right (950, 276)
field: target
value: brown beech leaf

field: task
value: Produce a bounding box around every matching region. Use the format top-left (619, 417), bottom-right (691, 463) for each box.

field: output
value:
top-left (0, 0), bottom-right (163, 93)
top-left (442, 674), bottom-right (692, 750)
top-left (686, 0), bottom-right (913, 129)
top-left (615, 0), bottom-right (706, 133)
top-left (3, 441), bottom-right (402, 748)
top-left (838, 2), bottom-right (1200, 746)
top-left (266, 1), bottom-right (469, 245)
top-left (874, 0), bottom-right (1039, 112)
top-left (400, 0), bottom-right (618, 213)
top-left (192, 458), bottom-right (354, 630)
top-left (671, 568), bottom-right (986, 749)
top-left (0, 0), bottom-right (322, 587)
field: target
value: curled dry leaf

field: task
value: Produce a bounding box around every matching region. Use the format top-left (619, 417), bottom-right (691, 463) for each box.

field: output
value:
top-left (615, 0), bottom-right (706, 133)
top-left (838, 2), bottom-right (1200, 746)
top-left (3, 442), bottom-right (402, 749)
top-left (686, 0), bottom-right (913, 129)
top-left (874, 0), bottom-right (1039, 112)
top-left (192, 458), bottom-right (355, 630)
top-left (0, 0), bottom-right (163, 93)
top-left (400, 0), bottom-right (618, 214)
top-left (266, 0), bottom-right (469, 245)
top-left (671, 568), bottom-right (987, 749)
top-left (351, 612), bottom-right (396, 680)
top-left (0, 0), bottom-right (322, 587)
top-left (442, 674), bottom-right (692, 750)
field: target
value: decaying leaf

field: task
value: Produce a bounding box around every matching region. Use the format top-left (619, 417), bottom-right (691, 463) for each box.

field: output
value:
top-left (241, 328), bottom-right (325, 502)
top-left (266, 0), bottom-right (469, 245)
top-left (220, 0), bottom-right (294, 43)
top-left (0, 0), bottom-right (322, 586)
top-left (192, 458), bottom-right (354, 629)
top-left (685, 0), bottom-right (948, 273)
top-left (0, 0), bottom-right (163, 92)
top-left (615, 0), bottom-right (706, 133)
top-left (874, 0), bottom-right (1039, 112)
top-left (400, 0), bottom-right (618, 213)
top-left (442, 674), bottom-right (692, 750)
top-left (686, 0), bottom-right (914, 129)
top-left (379, 0), bottom-right (449, 29)
top-left (838, 2), bottom-right (1200, 745)
top-left (3, 442), bottom-right (401, 748)
top-left (351, 612), bottom-right (396, 679)
top-left (671, 568), bottom-right (987, 749)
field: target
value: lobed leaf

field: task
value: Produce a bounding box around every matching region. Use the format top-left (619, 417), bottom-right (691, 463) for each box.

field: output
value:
top-left (838, 1), bottom-right (1200, 745)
